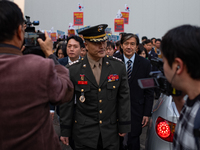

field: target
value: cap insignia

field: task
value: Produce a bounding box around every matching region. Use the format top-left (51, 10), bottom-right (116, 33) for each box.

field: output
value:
top-left (98, 26), bottom-right (103, 32)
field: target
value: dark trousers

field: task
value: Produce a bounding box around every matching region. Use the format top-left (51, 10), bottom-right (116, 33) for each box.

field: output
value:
top-left (75, 134), bottom-right (119, 150)
top-left (127, 133), bottom-right (140, 150)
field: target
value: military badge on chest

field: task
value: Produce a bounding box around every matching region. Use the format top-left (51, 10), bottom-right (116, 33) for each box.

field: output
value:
top-left (78, 74), bottom-right (87, 103)
top-left (108, 74), bottom-right (119, 82)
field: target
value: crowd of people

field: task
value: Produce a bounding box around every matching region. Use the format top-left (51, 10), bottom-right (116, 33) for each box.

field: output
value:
top-left (1, 1), bottom-right (200, 150)
top-left (49, 30), bottom-right (162, 150)
top-left (53, 34), bottom-right (162, 62)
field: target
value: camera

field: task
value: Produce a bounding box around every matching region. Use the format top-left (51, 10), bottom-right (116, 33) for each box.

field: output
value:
top-left (22, 16), bottom-right (46, 57)
top-left (138, 57), bottom-right (182, 96)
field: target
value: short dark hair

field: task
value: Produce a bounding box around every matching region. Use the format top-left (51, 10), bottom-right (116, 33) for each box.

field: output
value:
top-left (107, 41), bottom-right (115, 50)
top-left (161, 24), bottom-right (200, 79)
top-left (151, 37), bottom-right (156, 41)
top-left (121, 33), bottom-right (139, 46)
top-left (155, 38), bottom-right (161, 43)
top-left (142, 36), bottom-right (148, 40)
top-left (143, 39), bottom-right (152, 45)
top-left (80, 42), bottom-right (85, 48)
top-left (120, 32), bottom-right (126, 35)
top-left (0, 1), bottom-right (24, 42)
top-left (116, 41), bottom-right (120, 47)
top-left (67, 35), bottom-right (84, 48)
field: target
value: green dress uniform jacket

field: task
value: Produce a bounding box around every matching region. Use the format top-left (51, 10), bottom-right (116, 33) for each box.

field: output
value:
top-left (60, 55), bottom-right (131, 149)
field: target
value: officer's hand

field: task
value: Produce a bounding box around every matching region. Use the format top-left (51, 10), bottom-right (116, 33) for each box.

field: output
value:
top-left (37, 31), bottom-right (53, 57)
top-left (119, 133), bottom-right (126, 137)
top-left (142, 116), bottom-right (149, 128)
top-left (60, 136), bottom-right (69, 145)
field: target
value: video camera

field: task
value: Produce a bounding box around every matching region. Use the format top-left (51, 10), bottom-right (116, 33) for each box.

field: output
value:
top-left (138, 57), bottom-right (182, 96)
top-left (22, 16), bottom-right (45, 57)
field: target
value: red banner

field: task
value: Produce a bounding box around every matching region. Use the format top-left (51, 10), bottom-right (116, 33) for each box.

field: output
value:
top-left (68, 29), bottom-right (75, 37)
top-left (74, 12), bottom-right (84, 26)
top-left (114, 18), bottom-right (124, 32)
top-left (121, 12), bottom-right (129, 24)
top-left (50, 33), bottom-right (57, 42)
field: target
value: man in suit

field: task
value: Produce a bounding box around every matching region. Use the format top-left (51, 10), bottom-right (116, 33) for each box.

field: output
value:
top-left (60, 24), bottom-right (131, 150)
top-left (58, 35), bottom-right (83, 66)
top-left (155, 38), bottom-right (162, 58)
top-left (118, 33), bottom-right (154, 150)
top-left (0, 1), bottom-right (74, 150)
top-left (143, 39), bottom-right (158, 70)
top-left (50, 35), bottom-right (83, 117)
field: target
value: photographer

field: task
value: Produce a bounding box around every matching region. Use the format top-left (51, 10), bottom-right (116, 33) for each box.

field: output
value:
top-left (161, 25), bottom-right (200, 149)
top-left (0, 1), bottom-right (73, 150)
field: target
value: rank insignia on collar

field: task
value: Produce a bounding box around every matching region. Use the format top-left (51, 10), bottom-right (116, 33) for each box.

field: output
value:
top-left (108, 74), bottom-right (119, 82)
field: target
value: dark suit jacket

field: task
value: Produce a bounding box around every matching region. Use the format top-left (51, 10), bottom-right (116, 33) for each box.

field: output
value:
top-left (148, 49), bottom-right (158, 71)
top-left (60, 55), bottom-right (131, 149)
top-left (50, 56), bottom-right (69, 115)
top-left (118, 54), bottom-right (154, 136)
top-left (58, 56), bottom-right (69, 66)
top-left (0, 44), bottom-right (74, 150)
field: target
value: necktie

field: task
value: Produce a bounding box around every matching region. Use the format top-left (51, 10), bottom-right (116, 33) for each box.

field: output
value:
top-left (93, 63), bottom-right (101, 85)
top-left (127, 60), bottom-right (132, 80)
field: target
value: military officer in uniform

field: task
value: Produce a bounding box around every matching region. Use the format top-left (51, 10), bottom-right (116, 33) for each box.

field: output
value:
top-left (60, 24), bottom-right (131, 150)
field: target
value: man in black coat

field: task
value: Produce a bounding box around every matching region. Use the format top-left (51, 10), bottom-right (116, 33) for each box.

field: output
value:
top-left (118, 34), bottom-right (154, 150)
top-left (143, 39), bottom-right (158, 71)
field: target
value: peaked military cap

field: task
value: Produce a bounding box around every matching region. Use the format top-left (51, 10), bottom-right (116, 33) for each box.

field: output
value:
top-left (78, 24), bottom-right (108, 42)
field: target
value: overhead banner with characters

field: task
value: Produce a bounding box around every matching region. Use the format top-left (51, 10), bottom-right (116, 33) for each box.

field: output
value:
top-left (50, 33), bottom-right (57, 42)
top-left (68, 29), bottom-right (76, 37)
top-left (107, 34), bottom-right (120, 42)
top-left (57, 30), bottom-right (65, 38)
top-left (114, 18), bottom-right (124, 32)
top-left (121, 12), bottom-right (129, 24)
top-left (73, 12), bottom-right (84, 26)
top-left (105, 28), bottom-right (112, 34)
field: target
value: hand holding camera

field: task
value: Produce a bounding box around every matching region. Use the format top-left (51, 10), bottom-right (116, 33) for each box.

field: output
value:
top-left (38, 31), bottom-right (53, 57)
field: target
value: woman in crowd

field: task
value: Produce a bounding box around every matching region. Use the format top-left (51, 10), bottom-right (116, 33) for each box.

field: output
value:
top-left (55, 42), bottom-right (67, 59)
top-left (137, 44), bottom-right (148, 59)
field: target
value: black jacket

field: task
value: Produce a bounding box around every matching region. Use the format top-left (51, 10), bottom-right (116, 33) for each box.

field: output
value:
top-left (118, 54), bottom-right (154, 136)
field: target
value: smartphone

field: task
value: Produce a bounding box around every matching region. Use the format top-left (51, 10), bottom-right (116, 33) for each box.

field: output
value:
top-left (24, 32), bottom-right (45, 47)
top-left (138, 78), bottom-right (159, 89)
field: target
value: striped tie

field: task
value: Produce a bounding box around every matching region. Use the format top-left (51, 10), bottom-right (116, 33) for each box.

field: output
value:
top-left (127, 60), bottom-right (132, 80)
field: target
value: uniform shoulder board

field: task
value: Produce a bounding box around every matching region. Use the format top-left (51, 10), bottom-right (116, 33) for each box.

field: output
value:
top-left (68, 60), bottom-right (79, 66)
top-left (112, 56), bottom-right (122, 62)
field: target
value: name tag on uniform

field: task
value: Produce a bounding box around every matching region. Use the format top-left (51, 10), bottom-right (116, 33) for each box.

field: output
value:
top-left (78, 81), bottom-right (88, 85)
top-left (108, 74), bottom-right (119, 82)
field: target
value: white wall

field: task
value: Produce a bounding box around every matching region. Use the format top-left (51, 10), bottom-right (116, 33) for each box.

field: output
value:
top-left (13, 0), bottom-right (25, 13)
top-left (24, 0), bottom-right (200, 40)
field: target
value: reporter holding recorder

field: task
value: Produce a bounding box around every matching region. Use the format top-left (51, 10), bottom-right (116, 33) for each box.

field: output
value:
top-left (0, 1), bottom-right (73, 150)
